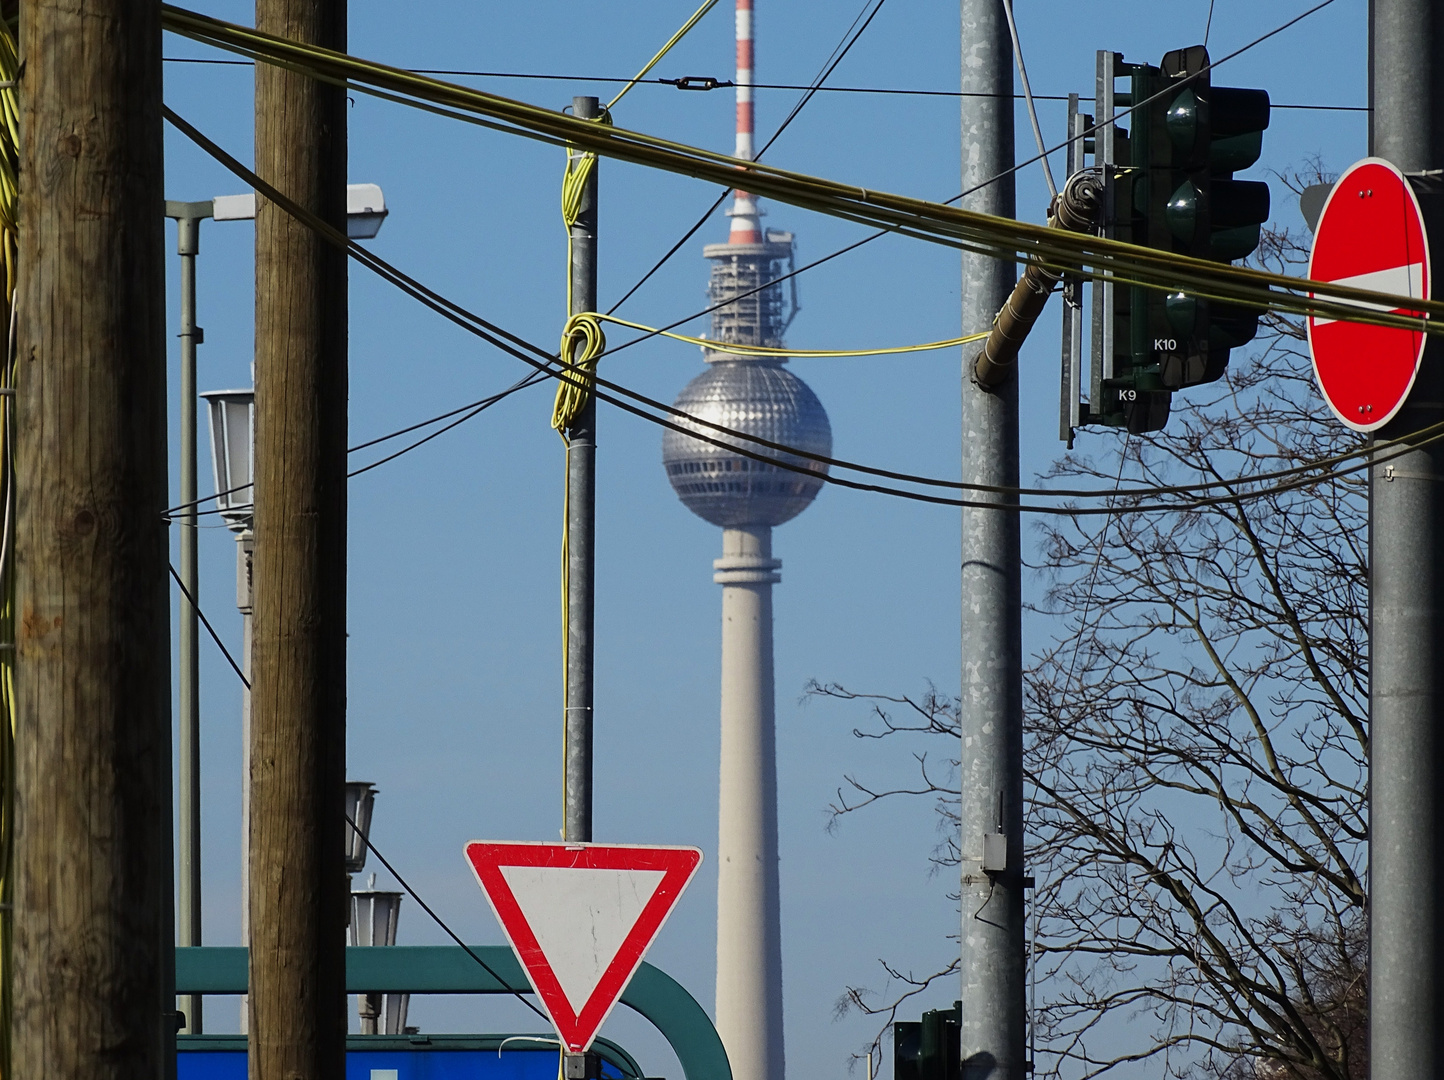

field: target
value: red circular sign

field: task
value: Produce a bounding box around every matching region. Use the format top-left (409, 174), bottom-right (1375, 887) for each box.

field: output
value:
top-left (1308, 157), bottom-right (1430, 432)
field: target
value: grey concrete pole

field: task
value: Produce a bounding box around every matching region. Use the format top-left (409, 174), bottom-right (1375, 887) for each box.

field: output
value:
top-left (564, 95), bottom-right (599, 846)
top-left (1368, 3), bottom-right (1444, 1077)
top-left (714, 525), bottom-right (785, 1080)
top-left (958, 1), bottom-right (1024, 1077)
top-left (167, 199), bottom-right (213, 1036)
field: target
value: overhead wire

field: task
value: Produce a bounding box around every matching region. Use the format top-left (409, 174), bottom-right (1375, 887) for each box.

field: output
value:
top-left (1001, 0), bottom-right (1057, 199)
top-left (169, 556), bottom-right (554, 1023)
top-left (607, 0), bottom-right (890, 315)
top-left (164, 105), bottom-right (1442, 519)
top-left (159, 0), bottom-right (1431, 338)
top-left (552, 0), bottom-right (724, 815)
top-left (605, 0), bottom-right (1356, 337)
top-left (584, 0), bottom-right (1359, 374)
top-left (159, 58), bottom-right (1370, 111)
top-left (579, 312), bottom-right (990, 358)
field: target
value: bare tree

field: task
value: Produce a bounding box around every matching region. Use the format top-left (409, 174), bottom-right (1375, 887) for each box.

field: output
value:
top-left (817, 175), bottom-right (1370, 1080)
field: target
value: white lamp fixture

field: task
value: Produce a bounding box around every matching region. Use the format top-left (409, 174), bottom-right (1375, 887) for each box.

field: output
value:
top-left (213, 182), bottom-right (389, 240)
top-left (200, 388), bottom-right (254, 533)
top-left (344, 781), bottom-right (378, 875)
top-left (350, 877), bottom-right (409, 1035)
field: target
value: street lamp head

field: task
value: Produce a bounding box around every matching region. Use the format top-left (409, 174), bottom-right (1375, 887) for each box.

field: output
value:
top-left (344, 780), bottom-right (378, 874)
top-left (345, 183), bottom-right (388, 240)
top-left (200, 388), bottom-right (254, 533)
top-left (349, 882), bottom-right (403, 947)
top-left (211, 182), bottom-right (388, 239)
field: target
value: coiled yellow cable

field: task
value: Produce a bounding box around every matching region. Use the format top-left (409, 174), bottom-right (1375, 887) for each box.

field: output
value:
top-left (557, 1), bottom-right (719, 826)
top-left (551, 313), bottom-right (608, 439)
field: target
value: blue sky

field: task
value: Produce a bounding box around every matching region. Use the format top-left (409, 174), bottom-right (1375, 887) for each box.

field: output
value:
top-left (163, 0), bottom-right (1366, 1073)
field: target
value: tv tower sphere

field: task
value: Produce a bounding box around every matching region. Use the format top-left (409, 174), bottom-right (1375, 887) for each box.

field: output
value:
top-left (662, 358), bottom-right (831, 528)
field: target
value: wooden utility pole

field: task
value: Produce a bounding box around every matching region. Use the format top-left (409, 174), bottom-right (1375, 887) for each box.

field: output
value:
top-left (249, 0), bottom-right (349, 1074)
top-left (14, 0), bottom-right (173, 1077)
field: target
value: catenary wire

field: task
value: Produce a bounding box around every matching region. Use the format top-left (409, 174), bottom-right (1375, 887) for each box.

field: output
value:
top-left (159, 57), bottom-right (1368, 112)
top-left (163, 106), bottom-right (1429, 517)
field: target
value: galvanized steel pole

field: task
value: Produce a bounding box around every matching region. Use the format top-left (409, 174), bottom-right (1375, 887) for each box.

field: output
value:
top-left (958, 1), bottom-right (1025, 1077)
top-left (167, 198), bottom-right (213, 1037)
top-left (564, 95), bottom-right (599, 846)
top-left (1369, 2), bottom-right (1444, 1076)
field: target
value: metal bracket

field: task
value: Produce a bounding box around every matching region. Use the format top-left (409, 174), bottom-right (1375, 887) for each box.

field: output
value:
top-left (565, 1053), bottom-right (601, 1080)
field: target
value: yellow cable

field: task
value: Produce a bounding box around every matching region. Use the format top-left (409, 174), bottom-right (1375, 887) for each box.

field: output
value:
top-left (551, 314), bottom-right (608, 434)
top-left (558, 2), bottom-right (718, 823)
top-left (580, 312), bottom-right (991, 357)
top-left (159, 4), bottom-right (1444, 339)
top-left (0, 18), bottom-right (18, 1078)
top-left (606, 0), bottom-right (719, 111)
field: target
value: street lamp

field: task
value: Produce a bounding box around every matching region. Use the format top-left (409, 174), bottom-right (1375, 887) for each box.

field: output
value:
top-left (213, 182), bottom-right (389, 239)
top-left (350, 875), bottom-right (409, 1035)
top-left (177, 181), bottom-right (388, 1035)
top-left (344, 780), bottom-right (378, 874)
top-left (200, 388), bottom-right (254, 532)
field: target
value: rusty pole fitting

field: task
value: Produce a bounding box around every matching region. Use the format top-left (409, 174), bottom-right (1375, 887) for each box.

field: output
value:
top-left (971, 169), bottom-right (1103, 389)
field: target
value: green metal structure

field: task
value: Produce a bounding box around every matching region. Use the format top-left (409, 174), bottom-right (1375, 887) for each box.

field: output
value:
top-left (175, 946), bottom-right (731, 1080)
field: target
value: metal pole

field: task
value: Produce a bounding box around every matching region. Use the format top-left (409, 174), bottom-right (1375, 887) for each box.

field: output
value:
top-left (1369, 3), bottom-right (1444, 1077)
top-left (166, 198), bottom-right (212, 1037)
top-left (237, 529), bottom-right (253, 1034)
top-left (563, 94), bottom-right (599, 846)
top-left (958, 1), bottom-right (1024, 1077)
top-left (714, 525), bottom-right (785, 1080)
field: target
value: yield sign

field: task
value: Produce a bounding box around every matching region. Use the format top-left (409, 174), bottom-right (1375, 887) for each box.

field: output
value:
top-left (1308, 157), bottom-right (1431, 432)
top-left (465, 841), bottom-right (703, 1053)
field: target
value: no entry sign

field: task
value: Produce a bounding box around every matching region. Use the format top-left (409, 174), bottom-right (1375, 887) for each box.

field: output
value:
top-left (1308, 157), bottom-right (1431, 432)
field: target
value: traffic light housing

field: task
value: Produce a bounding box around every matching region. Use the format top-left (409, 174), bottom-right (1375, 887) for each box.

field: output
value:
top-left (1098, 46), bottom-right (1271, 433)
top-left (894, 1002), bottom-right (960, 1080)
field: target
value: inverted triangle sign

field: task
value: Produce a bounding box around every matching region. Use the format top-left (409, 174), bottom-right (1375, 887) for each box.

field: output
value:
top-left (465, 841), bottom-right (703, 1053)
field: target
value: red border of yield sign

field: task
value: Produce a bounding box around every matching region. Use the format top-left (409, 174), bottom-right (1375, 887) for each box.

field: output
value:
top-left (465, 841), bottom-right (703, 1053)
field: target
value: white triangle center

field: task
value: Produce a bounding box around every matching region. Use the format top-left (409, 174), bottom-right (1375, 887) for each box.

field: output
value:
top-left (500, 864), bottom-right (667, 1014)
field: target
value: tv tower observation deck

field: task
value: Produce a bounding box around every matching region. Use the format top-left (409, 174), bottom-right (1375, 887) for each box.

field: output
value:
top-left (660, 6), bottom-right (831, 1080)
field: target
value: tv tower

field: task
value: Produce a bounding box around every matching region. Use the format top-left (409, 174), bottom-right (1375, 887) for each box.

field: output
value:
top-left (661, 5), bottom-right (831, 1080)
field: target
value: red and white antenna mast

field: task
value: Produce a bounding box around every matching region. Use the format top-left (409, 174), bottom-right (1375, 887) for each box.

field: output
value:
top-left (728, 0), bottom-right (761, 244)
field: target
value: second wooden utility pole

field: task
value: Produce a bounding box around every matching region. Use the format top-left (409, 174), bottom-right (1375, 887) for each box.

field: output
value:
top-left (14, 0), bottom-right (174, 1076)
top-left (249, 0), bottom-right (349, 1074)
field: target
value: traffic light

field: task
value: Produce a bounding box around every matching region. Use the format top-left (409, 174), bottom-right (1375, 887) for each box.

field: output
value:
top-left (1097, 46), bottom-right (1271, 433)
top-left (894, 1002), bottom-right (960, 1080)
